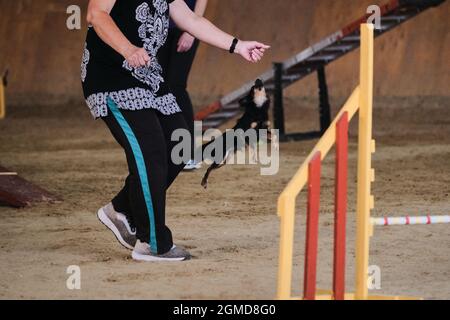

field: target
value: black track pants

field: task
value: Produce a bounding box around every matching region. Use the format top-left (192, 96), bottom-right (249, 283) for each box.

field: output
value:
top-left (103, 99), bottom-right (188, 254)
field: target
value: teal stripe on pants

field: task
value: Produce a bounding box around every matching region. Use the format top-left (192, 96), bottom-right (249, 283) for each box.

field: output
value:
top-left (107, 97), bottom-right (158, 253)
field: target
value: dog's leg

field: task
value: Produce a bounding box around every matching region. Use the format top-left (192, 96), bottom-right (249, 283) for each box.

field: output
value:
top-left (201, 151), bottom-right (233, 189)
top-left (201, 164), bottom-right (218, 189)
top-left (270, 129), bottom-right (280, 151)
top-left (249, 144), bottom-right (258, 163)
top-left (254, 145), bottom-right (259, 163)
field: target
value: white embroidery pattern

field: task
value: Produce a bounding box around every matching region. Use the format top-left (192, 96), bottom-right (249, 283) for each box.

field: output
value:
top-left (84, 1), bottom-right (181, 118)
top-left (86, 88), bottom-right (180, 119)
top-left (81, 43), bottom-right (90, 83)
top-left (123, 1), bottom-right (170, 91)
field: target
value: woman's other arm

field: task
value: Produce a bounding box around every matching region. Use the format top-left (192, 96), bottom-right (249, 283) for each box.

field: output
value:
top-left (177, 0), bottom-right (209, 52)
top-left (194, 0), bottom-right (208, 16)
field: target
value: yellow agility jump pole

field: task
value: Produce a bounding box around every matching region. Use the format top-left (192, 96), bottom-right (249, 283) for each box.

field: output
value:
top-left (0, 69), bottom-right (8, 119)
top-left (0, 78), bottom-right (5, 120)
top-left (354, 22), bottom-right (375, 301)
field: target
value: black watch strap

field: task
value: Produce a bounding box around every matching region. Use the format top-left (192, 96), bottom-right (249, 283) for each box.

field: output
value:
top-left (229, 38), bottom-right (239, 54)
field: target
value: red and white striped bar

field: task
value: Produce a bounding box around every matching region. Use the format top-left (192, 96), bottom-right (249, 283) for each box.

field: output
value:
top-left (371, 215), bottom-right (450, 226)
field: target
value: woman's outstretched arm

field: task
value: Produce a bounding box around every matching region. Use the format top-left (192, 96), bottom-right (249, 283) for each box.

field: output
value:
top-left (169, 0), bottom-right (270, 63)
top-left (87, 0), bottom-right (150, 67)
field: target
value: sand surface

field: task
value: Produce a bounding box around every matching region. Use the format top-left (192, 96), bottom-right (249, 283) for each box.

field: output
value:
top-left (0, 96), bottom-right (448, 300)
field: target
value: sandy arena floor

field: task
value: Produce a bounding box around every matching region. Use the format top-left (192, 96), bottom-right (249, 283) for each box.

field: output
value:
top-left (0, 96), bottom-right (449, 299)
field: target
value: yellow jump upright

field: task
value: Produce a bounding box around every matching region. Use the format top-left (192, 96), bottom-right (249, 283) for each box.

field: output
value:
top-left (0, 76), bottom-right (5, 119)
top-left (354, 23), bottom-right (375, 301)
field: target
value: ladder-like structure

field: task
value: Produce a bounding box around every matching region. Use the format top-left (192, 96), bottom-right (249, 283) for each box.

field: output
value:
top-left (195, 0), bottom-right (446, 141)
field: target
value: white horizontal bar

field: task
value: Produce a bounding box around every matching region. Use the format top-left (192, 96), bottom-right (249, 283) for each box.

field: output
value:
top-left (371, 215), bottom-right (450, 226)
top-left (0, 172), bottom-right (18, 176)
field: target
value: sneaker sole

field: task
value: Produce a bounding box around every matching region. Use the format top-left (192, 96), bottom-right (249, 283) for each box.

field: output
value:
top-left (131, 251), bottom-right (187, 262)
top-left (97, 208), bottom-right (134, 250)
top-left (183, 164), bottom-right (202, 171)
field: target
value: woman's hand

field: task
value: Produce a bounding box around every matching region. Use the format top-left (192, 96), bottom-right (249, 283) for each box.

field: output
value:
top-left (235, 41), bottom-right (270, 63)
top-left (177, 32), bottom-right (195, 52)
top-left (123, 45), bottom-right (151, 68)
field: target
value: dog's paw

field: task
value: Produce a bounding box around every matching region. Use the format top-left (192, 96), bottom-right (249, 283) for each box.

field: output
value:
top-left (272, 140), bottom-right (280, 151)
top-left (271, 132), bottom-right (280, 151)
top-left (250, 147), bottom-right (259, 163)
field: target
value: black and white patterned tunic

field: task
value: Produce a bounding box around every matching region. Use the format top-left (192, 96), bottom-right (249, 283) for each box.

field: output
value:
top-left (81, 0), bottom-right (181, 119)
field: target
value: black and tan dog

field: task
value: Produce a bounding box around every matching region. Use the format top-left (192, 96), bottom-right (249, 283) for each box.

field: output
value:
top-left (200, 79), bottom-right (276, 189)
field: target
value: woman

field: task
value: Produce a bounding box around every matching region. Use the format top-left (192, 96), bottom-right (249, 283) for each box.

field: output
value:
top-left (158, 0), bottom-right (208, 171)
top-left (82, 0), bottom-right (269, 262)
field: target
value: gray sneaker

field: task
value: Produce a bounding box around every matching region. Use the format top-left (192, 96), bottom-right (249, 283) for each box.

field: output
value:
top-left (97, 203), bottom-right (137, 250)
top-left (132, 240), bottom-right (191, 262)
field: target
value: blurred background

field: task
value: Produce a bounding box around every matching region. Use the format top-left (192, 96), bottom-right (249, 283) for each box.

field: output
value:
top-left (0, 0), bottom-right (449, 109)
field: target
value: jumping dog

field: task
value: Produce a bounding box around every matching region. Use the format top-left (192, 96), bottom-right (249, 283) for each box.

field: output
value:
top-left (200, 79), bottom-right (277, 189)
